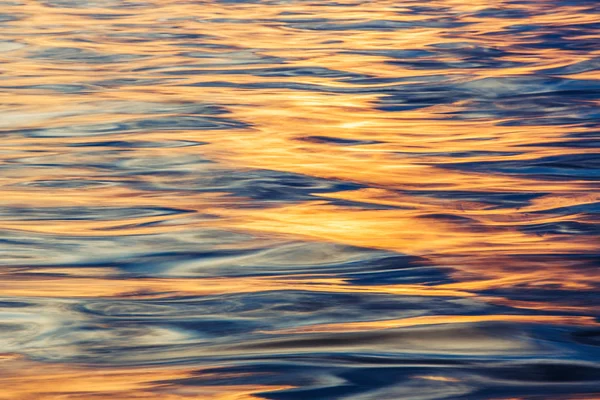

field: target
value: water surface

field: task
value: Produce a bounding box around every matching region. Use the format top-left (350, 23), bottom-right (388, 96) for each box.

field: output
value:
top-left (0, 0), bottom-right (599, 399)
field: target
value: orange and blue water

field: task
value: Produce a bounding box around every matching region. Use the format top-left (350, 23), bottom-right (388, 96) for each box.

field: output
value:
top-left (0, 0), bottom-right (599, 398)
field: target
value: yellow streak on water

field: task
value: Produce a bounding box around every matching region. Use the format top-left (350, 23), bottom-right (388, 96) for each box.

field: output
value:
top-left (0, 276), bottom-right (472, 299)
top-left (264, 315), bottom-right (597, 334)
top-left (0, 0), bottom-right (598, 398)
top-left (0, 356), bottom-right (287, 400)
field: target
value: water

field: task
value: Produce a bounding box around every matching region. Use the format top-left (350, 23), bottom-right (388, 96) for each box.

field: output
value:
top-left (0, 0), bottom-right (599, 398)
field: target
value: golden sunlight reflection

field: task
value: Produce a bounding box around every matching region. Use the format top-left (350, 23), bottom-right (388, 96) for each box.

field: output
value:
top-left (0, 0), bottom-right (599, 398)
top-left (0, 356), bottom-right (289, 400)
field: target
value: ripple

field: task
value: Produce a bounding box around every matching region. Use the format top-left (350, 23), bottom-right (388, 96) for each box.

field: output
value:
top-left (442, 153), bottom-right (600, 180)
top-left (0, 206), bottom-right (191, 221)
top-left (30, 47), bottom-right (146, 64)
top-left (7, 115), bottom-right (249, 138)
top-left (0, 40), bottom-right (23, 52)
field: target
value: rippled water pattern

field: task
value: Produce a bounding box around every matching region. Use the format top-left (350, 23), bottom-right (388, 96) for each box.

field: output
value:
top-left (0, 0), bottom-right (599, 398)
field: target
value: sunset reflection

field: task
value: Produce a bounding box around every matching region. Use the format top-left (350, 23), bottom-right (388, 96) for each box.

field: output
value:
top-left (0, 0), bottom-right (598, 398)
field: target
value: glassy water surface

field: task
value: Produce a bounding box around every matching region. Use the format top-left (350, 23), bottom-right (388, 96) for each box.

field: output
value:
top-left (0, 0), bottom-right (599, 398)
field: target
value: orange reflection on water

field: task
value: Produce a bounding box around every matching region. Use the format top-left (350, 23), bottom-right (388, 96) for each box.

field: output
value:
top-left (0, 275), bottom-right (472, 299)
top-left (265, 314), bottom-right (597, 334)
top-left (0, 356), bottom-right (288, 400)
top-left (214, 200), bottom-right (597, 291)
top-left (0, 0), bottom-right (598, 398)
top-left (0, 0), bottom-right (596, 315)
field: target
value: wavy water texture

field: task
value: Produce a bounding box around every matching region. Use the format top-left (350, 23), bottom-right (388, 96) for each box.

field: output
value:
top-left (0, 0), bottom-right (599, 399)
